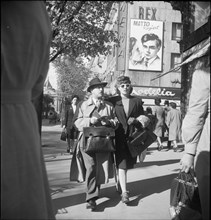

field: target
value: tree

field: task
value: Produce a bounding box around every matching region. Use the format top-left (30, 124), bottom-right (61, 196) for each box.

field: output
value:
top-left (56, 58), bottom-right (91, 99)
top-left (42, 94), bottom-right (54, 119)
top-left (45, 1), bottom-right (121, 63)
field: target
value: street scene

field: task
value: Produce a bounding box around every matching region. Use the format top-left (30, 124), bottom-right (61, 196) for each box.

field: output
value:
top-left (42, 120), bottom-right (185, 220)
top-left (2, 1), bottom-right (209, 220)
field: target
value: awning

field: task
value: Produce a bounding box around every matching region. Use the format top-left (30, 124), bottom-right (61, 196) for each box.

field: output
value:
top-left (151, 36), bottom-right (210, 81)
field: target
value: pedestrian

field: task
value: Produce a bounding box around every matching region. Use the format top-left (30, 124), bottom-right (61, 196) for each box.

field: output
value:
top-left (109, 76), bottom-right (145, 204)
top-left (145, 106), bottom-right (157, 132)
top-left (63, 95), bottom-right (80, 154)
top-left (180, 48), bottom-right (210, 220)
top-left (1, 1), bottom-right (55, 219)
top-left (69, 77), bottom-right (118, 211)
top-left (163, 100), bottom-right (172, 149)
top-left (152, 97), bottom-right (165, 151)
top-left (166, 102), bottom-right (182, 152)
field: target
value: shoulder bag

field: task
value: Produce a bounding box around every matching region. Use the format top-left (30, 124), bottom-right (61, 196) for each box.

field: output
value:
top-left (83, 126), bottom-right (115, 153)
top-left (127, 128), bottom-right (157, 158)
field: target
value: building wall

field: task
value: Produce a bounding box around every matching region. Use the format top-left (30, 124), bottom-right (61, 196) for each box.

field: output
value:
top-left (106, 1), bottom-right (182, 106)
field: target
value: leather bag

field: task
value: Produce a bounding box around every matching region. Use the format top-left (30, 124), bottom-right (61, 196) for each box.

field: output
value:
top-left (127, 128), bottom-right (157, 158)
top-left (60, 130), bottom-right (67, 141)
top-left (83, 126), bottom-right (116, 153)
top-left (169, 170), bottom-right (202, 220)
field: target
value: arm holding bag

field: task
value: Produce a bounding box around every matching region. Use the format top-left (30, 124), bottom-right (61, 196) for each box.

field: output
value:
top-left (127, 128), bottom-right (157, 158)
top-left (83, 126), bottom-right (115, 153)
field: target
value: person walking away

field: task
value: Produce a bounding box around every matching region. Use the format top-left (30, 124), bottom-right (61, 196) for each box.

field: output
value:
top-left (69, 77), bottom-right (118, 211)
top-left (145, 106), bottom-right (156, 132)
top-left (1, 1), bottom-right (55, 219)
top-left (109, 76), bottom-right (145, 204)
top-left (152, 98), bottom-right (165, 151)
top-left (180, 48), bottom-right (210, 220)
top-left (163, 100), bottom-right (172, 149)
top-left (63, 95), bottom-right (79, 153)
top-left (166, 102), bottom-right (182, 152)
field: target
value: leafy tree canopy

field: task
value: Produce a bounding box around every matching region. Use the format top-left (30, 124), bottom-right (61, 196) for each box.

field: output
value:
top-left (45, 1), bottom-right (124, 63)
top-left (55, 59), bottom-right (92, 100)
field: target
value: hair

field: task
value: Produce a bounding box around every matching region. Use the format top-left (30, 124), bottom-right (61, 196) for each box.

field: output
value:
top-left (71, 95), bottom-right (79, 102)
top-left (115, 76), bottom-right (133, 95)
top-left (169, 102), bottom-right (177, 109)
top-left (141, 33), bottom-right (162, 48)
top-left (154, 97), bottom-right (161, 105)
top-left (164, 100), bottom-right (169, 106)
top-left (146, 107), bottom-right (152, 114)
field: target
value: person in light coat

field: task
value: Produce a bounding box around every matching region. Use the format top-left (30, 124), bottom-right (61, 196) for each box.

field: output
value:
top-left (166, 102), bottom-right (182, 152)
top-left (180, 49), bottom-right (210, 220)
top-left (69, 77), bottom-right (118, 211)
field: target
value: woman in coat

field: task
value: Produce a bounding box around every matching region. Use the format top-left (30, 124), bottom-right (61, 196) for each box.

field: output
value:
top-left (69, 77), bottom-right (118, 211)
top-left (152, 98), bottom-right (165, 151)
top-left (109, 76), bottom-right (145, 204)
top-left (63, 95), bottom-right (79, 153)
top-left (166, 102), bottom-right (182, 152)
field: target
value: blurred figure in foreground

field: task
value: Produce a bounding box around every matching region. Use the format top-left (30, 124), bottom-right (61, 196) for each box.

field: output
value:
top-left (180, 48), bottom-right (210, 220)
top-left (1, 1), bottom-right (55, 219)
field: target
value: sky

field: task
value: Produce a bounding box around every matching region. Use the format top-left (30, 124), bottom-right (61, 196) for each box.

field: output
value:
top-left (46, 63), bottom-right (58, 90)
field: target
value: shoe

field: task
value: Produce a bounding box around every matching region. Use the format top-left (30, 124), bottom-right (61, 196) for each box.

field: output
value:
top-left (67, 149), bottom-right (70, 153)
top-left (173, 147), bottom-right (179, 152)
top-left (121, 191), bottom-right (130, 204)
top-left (69, 149), bottom-right (73, 154)
top-left (86, 200), bottom-right (96, 211)
top-left (157, 145), bottom-right (163, 151)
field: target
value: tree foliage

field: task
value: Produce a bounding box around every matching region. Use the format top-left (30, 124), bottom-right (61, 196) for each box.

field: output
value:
top-left (55, 59), bottom-right (92, 100)
top-left (45, 1), bottom-right (121, 62)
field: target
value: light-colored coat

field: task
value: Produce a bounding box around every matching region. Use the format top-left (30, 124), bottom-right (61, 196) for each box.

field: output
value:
top-left (166, 108), bottom-right (182, 141)
top-left (70, 97), bottom-right (117, 184)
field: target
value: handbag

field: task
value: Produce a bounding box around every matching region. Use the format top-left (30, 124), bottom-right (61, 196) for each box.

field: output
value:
top-left (83, 126), bottom-right (115, 153)
top-left (127, 128), bottom-right (157, 158)
top-left (169, 170), bottom-right (202, 220)
top-left (60, 130), bottom-right (67, 141)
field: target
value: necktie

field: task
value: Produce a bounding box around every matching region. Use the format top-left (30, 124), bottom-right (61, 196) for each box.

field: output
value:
top-left (144, 59), bottom-right (149, 67)
top-left (95, 100), bottom-right (101, 112)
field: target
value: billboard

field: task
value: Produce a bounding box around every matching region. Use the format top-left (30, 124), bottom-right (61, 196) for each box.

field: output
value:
top-left (129, 19), bottom-right (163, 71)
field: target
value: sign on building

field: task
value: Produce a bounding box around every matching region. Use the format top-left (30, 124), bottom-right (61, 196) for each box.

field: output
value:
top-left (129, 19), bottom-right (163, 72)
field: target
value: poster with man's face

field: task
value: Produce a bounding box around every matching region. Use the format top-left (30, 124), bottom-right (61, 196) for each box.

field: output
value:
top-left (129, 19), bottom-right (163, 71)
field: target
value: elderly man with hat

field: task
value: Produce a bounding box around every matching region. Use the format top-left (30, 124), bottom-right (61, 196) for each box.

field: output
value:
top-left (69, 77), bottom-right (118, 211)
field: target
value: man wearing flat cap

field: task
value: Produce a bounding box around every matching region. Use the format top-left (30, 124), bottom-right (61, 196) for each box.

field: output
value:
top-left (70, 77), bottom-right (118, 211)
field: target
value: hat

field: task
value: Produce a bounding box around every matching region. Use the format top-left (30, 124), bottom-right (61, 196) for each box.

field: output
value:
top-left (87, 77), bottom-right (107, 92)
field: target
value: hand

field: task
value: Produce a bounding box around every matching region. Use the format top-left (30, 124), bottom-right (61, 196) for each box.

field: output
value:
top-left (180, 153), bottom-right (195, 173)
top-left (127, 117), bottom-right (136, 125)
top-left (90, 116), bottom-right (99, 125)
top-left (100, 117), bottom-right (110, 126)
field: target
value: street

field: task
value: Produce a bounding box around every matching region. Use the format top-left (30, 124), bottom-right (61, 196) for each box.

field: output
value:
top-left (42, 120), bottom-right (184, 220)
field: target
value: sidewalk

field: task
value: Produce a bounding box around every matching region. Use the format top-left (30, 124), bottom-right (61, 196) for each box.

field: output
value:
top-left (42, 121), bottom-right (185, 220)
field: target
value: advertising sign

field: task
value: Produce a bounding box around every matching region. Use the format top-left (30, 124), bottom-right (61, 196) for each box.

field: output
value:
top-left (129, 19), bottom-right (163, 71)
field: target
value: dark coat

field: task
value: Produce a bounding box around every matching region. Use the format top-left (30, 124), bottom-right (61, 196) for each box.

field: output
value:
top-left (64, 105), bottom-right (78, 138)
top-left (109, 95), bottom-right (145, 169)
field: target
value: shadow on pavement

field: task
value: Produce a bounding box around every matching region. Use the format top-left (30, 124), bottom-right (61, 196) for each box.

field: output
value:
top-left (52, 173), bottom-right (177, 214)
top-left (134, 159), bottom-right (180, 168)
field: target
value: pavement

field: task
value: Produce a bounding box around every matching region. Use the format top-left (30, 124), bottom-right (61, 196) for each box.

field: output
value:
top-left (41, 119), bottom-right (185, 220)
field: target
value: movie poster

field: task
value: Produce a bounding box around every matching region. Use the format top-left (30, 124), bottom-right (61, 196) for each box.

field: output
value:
top-left (129, 19), bottom-right (163, 71)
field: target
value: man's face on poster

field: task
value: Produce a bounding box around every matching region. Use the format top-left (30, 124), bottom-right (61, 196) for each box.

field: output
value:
top-left (142, 39), bottom-right (161, 60)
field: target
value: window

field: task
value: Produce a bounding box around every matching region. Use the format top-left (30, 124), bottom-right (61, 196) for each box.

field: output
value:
top-left (171, 53), bottom-right (181, 72)
top-left (172, 23), bottom-right (183, 41)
